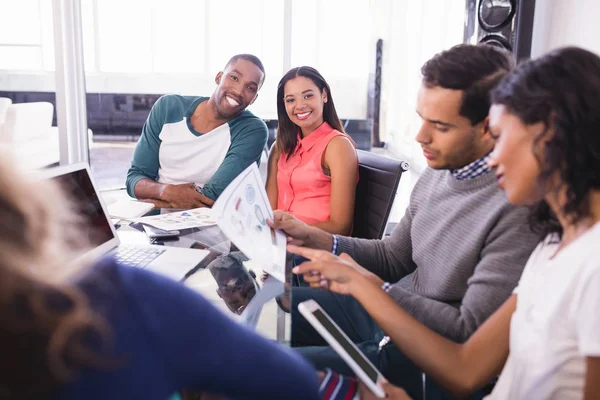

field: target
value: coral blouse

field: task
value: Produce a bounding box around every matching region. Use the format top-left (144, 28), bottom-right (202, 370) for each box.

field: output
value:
top-left (277, 122), bottom-right (350, 224)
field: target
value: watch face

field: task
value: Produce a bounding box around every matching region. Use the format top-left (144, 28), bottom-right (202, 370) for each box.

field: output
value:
top-left (478, 0), bottom-right (515, 30)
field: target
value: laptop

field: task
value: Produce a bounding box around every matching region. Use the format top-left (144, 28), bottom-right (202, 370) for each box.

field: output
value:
top-left (39, 163), bottom-right (209, 281)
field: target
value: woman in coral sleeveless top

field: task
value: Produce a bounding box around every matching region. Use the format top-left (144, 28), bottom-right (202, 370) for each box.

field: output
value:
top-left (266, 66), bottom-right (358, 236)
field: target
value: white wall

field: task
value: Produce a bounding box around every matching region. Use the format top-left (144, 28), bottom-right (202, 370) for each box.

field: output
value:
top-left (531, 0), bottom-right (600, 57)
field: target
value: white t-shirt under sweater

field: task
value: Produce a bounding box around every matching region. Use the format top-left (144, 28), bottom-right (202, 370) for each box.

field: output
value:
top-left (126, 95), bottom-right (267, 201)
top-left (487, 221), bottom-right (600, 399)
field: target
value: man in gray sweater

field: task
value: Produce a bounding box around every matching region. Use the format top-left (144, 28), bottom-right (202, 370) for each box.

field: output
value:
top-left (270, 44), bottom-right (541, 399)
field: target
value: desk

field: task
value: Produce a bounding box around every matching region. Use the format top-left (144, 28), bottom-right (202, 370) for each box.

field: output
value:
top-left (114, 209), bottom-right (290, 343)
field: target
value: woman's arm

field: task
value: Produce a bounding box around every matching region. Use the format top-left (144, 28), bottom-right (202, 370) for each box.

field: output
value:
top-left (353, 277), bottom-right (513, 399)
top-left (312, 136), bottom-right (358, 235)
top-left (289, 246), bottom-right (513, 399)
top-left (584, 357), bottom-right (600, 399)
top-left (266, 142), bottom-right (280, 211)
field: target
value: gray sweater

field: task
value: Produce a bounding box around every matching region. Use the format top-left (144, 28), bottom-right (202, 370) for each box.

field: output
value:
top-left (338, 167), bottom-right (540, 342)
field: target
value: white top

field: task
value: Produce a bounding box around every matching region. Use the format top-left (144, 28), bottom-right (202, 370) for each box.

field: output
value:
top-left (157, 118), bottom-right (230, 187)
top-left (486, 221), bottom-right (600, 399)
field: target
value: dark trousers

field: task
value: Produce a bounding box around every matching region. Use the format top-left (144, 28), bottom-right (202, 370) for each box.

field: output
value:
top-left (291, 255), bottom-right (309, 287)
top-left (291, 287), bottom-right (424, 400)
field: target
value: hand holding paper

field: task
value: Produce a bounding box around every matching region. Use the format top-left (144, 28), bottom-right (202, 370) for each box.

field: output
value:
top-left (212, 164), bottom-right (287, 282)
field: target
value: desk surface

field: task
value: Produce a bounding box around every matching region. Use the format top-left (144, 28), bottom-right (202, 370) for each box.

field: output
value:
top-left (113, 207), bottom-right (290, 343)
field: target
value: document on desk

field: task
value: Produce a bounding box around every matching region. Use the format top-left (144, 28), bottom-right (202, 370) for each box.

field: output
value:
top-left (212, 163), bottom-right (287, 282)
top-left (135, 207), bottom-right (217, 231)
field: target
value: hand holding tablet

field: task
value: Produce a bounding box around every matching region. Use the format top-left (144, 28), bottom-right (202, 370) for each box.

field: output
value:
top-left (298, 299), bottom-right (386, 398)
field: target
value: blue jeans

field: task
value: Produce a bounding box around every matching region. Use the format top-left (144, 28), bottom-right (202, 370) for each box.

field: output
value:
top-left (291, 287), bottom-right (424, 400)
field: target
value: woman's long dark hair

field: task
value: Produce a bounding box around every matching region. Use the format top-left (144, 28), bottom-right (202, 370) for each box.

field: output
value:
top-left (276, 66), bottom-right (345, 158)
top-left (491, 46), bottom-right (600, 237)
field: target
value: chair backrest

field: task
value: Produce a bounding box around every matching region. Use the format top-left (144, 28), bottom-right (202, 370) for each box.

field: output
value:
top-left (0, 102), bottom-right (54, 143)
top-left (352, 149), bottom-right (408, 240)
top-left (0, 97), bottom-right (12, 125)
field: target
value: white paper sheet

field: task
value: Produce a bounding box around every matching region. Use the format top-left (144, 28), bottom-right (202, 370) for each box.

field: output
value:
top-left (212, 164), bottom-right (287, 282)
top-left (107, 199), bottom-right (154, 220)
top-left (135, 207), bottom-right (217, 231)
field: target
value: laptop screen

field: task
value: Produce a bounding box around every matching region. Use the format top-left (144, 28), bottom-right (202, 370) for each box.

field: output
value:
top-left (50, 168), bottom-right (116, 248)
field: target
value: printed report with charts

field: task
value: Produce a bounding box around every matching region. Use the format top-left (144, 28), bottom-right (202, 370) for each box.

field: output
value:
top-left (212, 164), bottom-right (287, 282)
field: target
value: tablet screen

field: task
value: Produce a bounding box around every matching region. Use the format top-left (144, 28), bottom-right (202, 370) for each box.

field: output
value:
top-left (312, 308), bottom-right (379, 383)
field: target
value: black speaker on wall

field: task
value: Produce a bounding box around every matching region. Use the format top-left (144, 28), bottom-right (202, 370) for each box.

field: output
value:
top-left (464, 0), bottom-right (536, 62)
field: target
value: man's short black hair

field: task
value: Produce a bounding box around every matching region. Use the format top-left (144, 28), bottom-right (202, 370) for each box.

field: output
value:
top-left (224, 54), bottom-right (266, 85)
top-left (421, 44), bottom-right (514, 125)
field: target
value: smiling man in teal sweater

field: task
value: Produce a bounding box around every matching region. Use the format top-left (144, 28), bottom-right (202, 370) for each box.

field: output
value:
top-left (126, 54), bottom-right (268, 209)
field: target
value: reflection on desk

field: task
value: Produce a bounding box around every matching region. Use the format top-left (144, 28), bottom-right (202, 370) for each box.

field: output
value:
top-left (115, 217), bottom-right (288, 342)
top-left (208, 252), bottom-right (258, 316)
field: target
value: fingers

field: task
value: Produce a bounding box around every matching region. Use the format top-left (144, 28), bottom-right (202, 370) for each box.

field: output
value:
top-left (195, 200), bottom-right (211, 209)
top-left (272, 210), bottom-right (290, 221)
top-left (268, 211), bottom-right (284, 226)
top-left (143, 198), bottom-right (171, 208)
top-left (287, 244), bottom-right (313, 259)
top-left (287, 244), bottom-right (334, 261)
top-left (301, 269), bottom-right (323, 285)
top-left (358, 382), bottom-right (376, 400)
top-left (268, 216), bottom-right (289, 229)
top-left (267, 217), bottom-right (282, 229)
top-left (358, 381), bottom-right (410, 400)
top-left (195, 191), bottom-right (215, 207)
top-left (382, 382), bottom-right (410, 398)
top-left (291, 262), bottom-right (324, 275)
top-left (286, 237), bottom-right (305, 246)
top-left (303, 275), bottom-right (330, 290)
top-left (269, 211), bottom-right (299, 229)
top-left (309, 279), bottom-right (330, 290)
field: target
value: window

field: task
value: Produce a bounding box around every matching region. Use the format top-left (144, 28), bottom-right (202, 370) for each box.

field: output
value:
top-left (0, 0), bottom-right (373, 118)
top-left (291, 0), bottom-right (371, 79)
top-left (207, 0), bottom-right (283, 77)
top-left (96, 0), bottom-right (153, 73)
top-left (0, 0), bottom-right (44, 70)
top-left (151, 0), bottom-right (207, 74)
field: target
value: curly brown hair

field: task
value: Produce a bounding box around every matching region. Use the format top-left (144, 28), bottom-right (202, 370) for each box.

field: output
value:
top-left (491, 47), bottom-right (600, 237)
top-left (0, 154), bottom-right (113, 399)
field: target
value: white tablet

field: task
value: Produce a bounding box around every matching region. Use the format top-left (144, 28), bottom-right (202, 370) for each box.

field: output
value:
top-left (297, 299), bottom-right (386, 398)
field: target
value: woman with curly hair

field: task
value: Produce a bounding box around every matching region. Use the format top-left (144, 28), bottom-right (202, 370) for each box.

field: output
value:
top-left (0, 153), bottom-right (322, 399)
top-left (290, 46), bottom-right (600, 399)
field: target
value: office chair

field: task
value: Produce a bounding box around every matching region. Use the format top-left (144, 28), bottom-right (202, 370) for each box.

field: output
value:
top-left (352, 149), bottom-right (408, 240)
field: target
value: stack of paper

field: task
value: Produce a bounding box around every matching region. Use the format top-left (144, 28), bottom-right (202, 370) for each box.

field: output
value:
top-left (136, 207), bottom-right (217, 231)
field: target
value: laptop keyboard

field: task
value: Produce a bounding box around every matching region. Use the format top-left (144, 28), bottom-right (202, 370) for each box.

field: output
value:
top-left (116, 245), bottom-right (166, 268)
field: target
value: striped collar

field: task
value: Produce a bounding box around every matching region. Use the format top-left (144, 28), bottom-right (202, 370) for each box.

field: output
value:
top-left (451, 152), bottom-right (493, 180)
